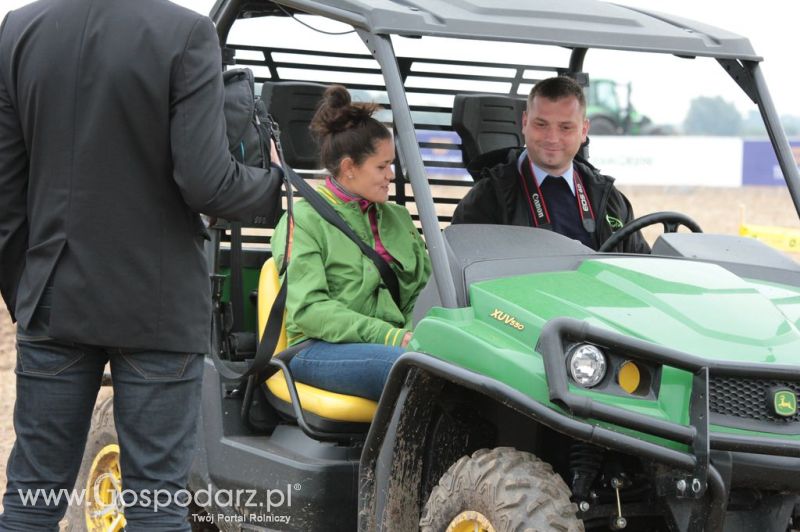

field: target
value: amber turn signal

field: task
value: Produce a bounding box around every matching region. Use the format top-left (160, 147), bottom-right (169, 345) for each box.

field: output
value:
top-left (618, 361), bottom-right (641, 394)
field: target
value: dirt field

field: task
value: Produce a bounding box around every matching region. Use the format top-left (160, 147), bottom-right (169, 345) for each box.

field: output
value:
top-left (0, 307), bottom-right (15, 510)
top-left (0, 185), bottom-right (797, 511)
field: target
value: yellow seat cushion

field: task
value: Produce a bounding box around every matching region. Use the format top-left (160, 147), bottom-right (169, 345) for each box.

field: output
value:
top-left (265, 372), bottom-right (378, 423)
top-left (258, 258), bottom-right (378, 423)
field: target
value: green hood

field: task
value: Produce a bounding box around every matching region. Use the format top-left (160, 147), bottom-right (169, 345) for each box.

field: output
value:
top-left (470, 257), bottom-right (800, 365)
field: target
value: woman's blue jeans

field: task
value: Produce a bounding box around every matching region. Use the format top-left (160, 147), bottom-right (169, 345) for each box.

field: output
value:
top-left (289, 341), bottom-right (404, 401)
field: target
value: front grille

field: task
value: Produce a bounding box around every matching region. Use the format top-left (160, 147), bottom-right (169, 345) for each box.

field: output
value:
top-left (709, 377), bottom-right (800, 425)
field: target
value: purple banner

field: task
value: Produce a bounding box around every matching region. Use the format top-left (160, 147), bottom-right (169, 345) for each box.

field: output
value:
top-left (742, 140), bottom-right (800, 186)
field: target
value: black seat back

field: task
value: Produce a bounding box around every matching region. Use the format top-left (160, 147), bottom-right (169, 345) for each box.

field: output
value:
top-left (451, 94), bottom-right (526, 168)
top-left (260, 81), bottom-right (328, 170)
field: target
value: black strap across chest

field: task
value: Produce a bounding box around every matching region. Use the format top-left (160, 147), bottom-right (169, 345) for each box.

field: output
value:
top-left (518, 155), bottom-right (596, 233)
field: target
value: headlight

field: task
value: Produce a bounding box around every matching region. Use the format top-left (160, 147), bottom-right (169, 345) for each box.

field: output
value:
top-left (567, 344), bottom-right (607, 388)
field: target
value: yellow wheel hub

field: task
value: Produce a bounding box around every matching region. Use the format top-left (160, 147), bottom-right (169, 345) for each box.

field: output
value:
top-left (446, 510), bottom-right (496, 532)
top-left (85, 444), bottom-right (127, 532)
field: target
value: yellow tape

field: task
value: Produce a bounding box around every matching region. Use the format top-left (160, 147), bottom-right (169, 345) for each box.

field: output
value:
top-left (739, 223), bottom-right (800, 252)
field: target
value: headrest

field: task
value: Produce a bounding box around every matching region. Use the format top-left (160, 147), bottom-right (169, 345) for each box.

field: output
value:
top-left (451, 94), bottom-right (526, 169)
top-left (260, 81), bottom-right (328, 170)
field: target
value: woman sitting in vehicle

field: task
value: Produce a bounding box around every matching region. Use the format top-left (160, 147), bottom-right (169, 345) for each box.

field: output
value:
top-left (270, 85), bottom-right (432, 401)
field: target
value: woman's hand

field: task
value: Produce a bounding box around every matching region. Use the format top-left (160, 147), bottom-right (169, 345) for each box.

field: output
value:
top-left (401, 331), bottom-right (413, 348)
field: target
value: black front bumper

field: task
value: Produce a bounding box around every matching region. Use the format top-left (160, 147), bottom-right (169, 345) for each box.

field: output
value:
top-left (536, 317), bottom-right (800, 530)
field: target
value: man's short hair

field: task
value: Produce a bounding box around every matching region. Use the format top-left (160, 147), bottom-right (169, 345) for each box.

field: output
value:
top-left (528, 76), bottom-right (586, 114)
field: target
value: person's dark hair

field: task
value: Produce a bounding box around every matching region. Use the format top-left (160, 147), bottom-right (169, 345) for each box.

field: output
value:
top-left (528, 76), bottom-right (586, 114)
top-left (310, 85), bottom-right (391, 176)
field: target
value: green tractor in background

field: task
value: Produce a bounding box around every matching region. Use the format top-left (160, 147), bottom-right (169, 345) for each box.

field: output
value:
top-left (586, 79), bottom-right (663, 135)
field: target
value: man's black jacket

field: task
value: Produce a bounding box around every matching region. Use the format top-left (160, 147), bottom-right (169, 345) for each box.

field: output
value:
top-left (0, 0), bottom-right (282, 353)
top-left (452, 148), bottom-right (650, 254)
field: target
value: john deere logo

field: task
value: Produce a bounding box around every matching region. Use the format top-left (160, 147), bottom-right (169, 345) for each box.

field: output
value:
top-left (772, 390), bottom-right (797, 417)
top-left (606, 214), bottom-right (624, 230)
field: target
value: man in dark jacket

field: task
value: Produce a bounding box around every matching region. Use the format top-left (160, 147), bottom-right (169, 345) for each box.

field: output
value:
top-left (452, 76), bottom-right (649, 253)
top-left (0, 0), bottom-right (282, 529)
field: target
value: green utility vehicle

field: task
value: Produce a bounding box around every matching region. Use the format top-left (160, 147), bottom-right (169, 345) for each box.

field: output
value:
top-left (73, 1), bottom-right (800, 531)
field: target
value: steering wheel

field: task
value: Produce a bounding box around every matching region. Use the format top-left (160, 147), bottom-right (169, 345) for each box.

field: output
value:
top-left (597, 211), bottom-right (703, 252)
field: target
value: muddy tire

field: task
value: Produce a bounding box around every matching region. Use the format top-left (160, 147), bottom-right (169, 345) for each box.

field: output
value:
top-left (420, 447), bottom-right (583, 532)
top-left (64, 395), bottom-right (125, 532)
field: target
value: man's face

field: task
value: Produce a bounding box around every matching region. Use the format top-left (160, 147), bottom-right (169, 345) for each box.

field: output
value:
top-left (522, 94), bottom-right (589, 175)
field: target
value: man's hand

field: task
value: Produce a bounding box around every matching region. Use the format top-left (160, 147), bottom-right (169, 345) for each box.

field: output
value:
top-left (270, 138), bottom-right (281, 168)
top-left (401, 331), bottom-right (413, 348)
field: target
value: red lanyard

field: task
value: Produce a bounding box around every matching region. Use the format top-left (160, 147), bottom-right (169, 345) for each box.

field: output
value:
top-left (519, 156), bottom-right (596, 233)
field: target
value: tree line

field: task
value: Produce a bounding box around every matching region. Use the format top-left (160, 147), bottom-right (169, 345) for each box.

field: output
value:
top-left (684, 96), bottom-right (800, 136)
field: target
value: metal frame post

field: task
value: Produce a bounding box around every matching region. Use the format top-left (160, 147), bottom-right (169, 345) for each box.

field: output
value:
top-left (750, 61), bottom-right (800, 217)
top-left (358, 29), bottom-right (459, 308)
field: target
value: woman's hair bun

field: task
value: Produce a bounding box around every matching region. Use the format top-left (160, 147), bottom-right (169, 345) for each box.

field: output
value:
top-left (324, 84), bottom-right (351, 111)
top-left (310, 84), bottom-right (379, 138)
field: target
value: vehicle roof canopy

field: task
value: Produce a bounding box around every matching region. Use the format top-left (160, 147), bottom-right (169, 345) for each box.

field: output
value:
top-left (228, 0), bottom-right (760, 61)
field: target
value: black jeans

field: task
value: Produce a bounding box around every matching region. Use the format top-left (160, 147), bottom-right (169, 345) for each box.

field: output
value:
top-left (0, 289), bottom-right (203, 531)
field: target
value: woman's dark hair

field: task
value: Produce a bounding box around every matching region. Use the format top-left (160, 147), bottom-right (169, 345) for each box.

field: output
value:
top-left (310, 85), bottom-right (391, 176)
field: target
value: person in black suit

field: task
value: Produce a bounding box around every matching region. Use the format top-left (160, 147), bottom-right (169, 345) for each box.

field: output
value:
top-left (0, 0), bottom-right (282, 529)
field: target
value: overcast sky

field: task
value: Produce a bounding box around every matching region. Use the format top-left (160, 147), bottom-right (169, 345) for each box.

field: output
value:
top-left (3, 0), bottom-right (798, 126)
top-left (593, 0), bottom-right (799, 125)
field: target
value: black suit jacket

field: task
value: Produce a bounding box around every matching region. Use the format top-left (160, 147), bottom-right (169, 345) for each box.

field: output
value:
top-left (0, 0), bottom-right (282, 353)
